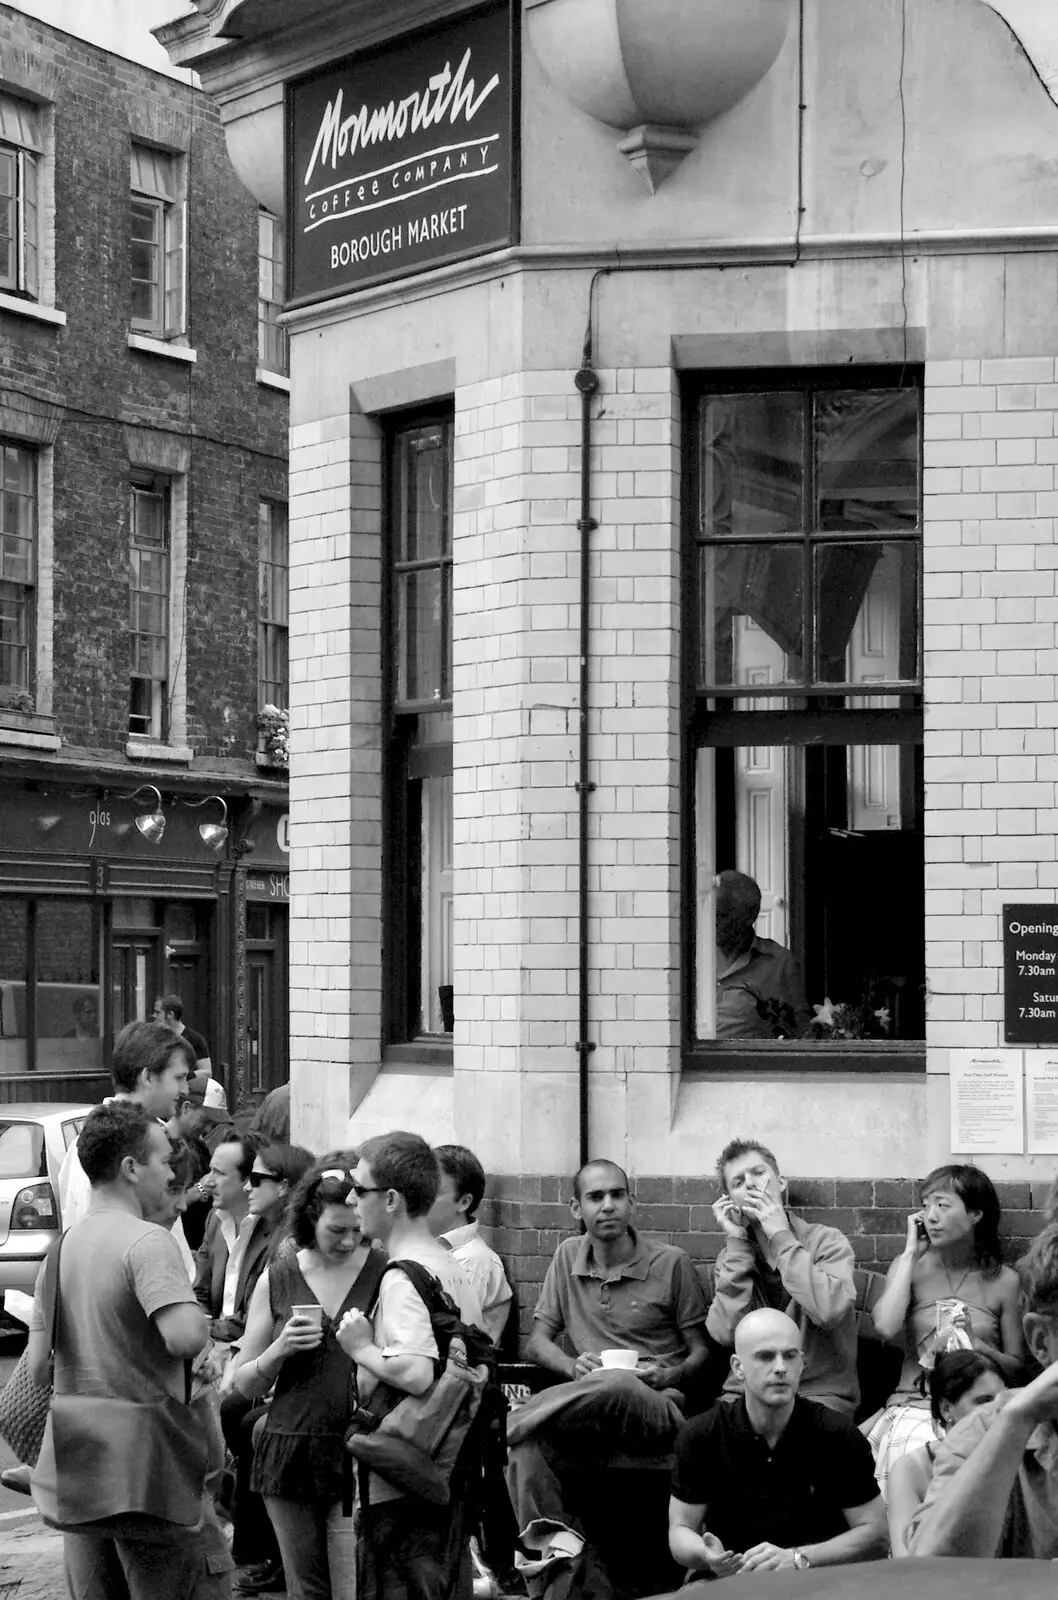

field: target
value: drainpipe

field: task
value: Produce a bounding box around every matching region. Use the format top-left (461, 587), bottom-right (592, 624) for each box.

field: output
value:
top-left (574, 359), bottom-right (599, 1167)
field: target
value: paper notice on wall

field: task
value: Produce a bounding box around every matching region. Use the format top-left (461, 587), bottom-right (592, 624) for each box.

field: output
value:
top-left (1027, 1053), bottom-right (1058, 1154)
top-left (949, 1049), bottom-right (1025, 1154)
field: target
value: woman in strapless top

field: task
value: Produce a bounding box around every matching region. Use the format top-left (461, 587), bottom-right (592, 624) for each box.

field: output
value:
top-left (864, 1163), bottom-right (1023, 1498)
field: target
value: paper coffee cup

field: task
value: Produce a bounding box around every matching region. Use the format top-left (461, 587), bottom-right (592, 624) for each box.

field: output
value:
top-left (292, 1303), bottom-right (323, 1328)
top-left (599, 1348), bottom-right (638, 1370)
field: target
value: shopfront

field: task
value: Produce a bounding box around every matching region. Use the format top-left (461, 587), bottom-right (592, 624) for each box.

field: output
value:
top-left (0, 780), bottom-right (287, 1108)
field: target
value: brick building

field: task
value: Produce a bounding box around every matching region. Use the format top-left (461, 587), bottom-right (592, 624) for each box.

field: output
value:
top-left (0, 2), bottom-right (290, 1110)
top-left (164, 0), bottom-right (1058, 1325)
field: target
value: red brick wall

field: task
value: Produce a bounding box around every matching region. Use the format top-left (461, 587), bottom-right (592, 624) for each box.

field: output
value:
top-left (479, 1175), bottom-right (1054, 1349)
top-left (0, 5), bottom-right (287, 761)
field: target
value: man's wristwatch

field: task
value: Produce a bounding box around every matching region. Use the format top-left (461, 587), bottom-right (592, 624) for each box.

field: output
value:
top-left (791, 1550), bottom-right (810, 1571)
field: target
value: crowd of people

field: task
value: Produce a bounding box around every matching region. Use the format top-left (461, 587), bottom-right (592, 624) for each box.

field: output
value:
top-left (5, 1019), bottom-right (1058, 1599)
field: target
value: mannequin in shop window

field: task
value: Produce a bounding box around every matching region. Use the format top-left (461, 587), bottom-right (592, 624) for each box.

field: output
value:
top-left (715, 871), bottom-right (812, 1041)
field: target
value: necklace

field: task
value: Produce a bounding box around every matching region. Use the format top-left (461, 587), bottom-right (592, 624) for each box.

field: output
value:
top-left (940, 1255), bottom-right (976, 1300)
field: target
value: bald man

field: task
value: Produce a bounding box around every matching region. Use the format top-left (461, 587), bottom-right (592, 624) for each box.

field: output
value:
top-left (669, 1310), bottom-right (887, 1576)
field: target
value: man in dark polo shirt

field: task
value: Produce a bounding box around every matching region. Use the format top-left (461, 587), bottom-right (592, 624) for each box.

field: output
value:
top-left (669, 1309), bottom-right (886, 1577)
top-left (506, 1159), bottom-right (709, 1594)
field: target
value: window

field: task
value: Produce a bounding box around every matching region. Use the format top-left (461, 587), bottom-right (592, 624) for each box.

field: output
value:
top-left (0, 441), bottom-right (36, 696)
top-left (385, 415), bottom-right (454, 1043)
top-left (687, 371), bottom-right (924, 1060)
top-left (258, 501), bottom-right (288, 710)
top-left (0, 897), bottom-right (102, 1075)
top-left (0, 92), bottom-right (40, 299)
top-left (258, 211), bottom-right (287, 374)
top-left (128, 477), bottom-right (170, 739)
top-left (130, 144), bottom-right (185, 338)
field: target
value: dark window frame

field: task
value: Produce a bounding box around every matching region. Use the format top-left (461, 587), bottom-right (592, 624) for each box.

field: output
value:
top-left (381, 405), bottom-right (454, 1057)
top-left (681, 365), bottom-right (926, 1074)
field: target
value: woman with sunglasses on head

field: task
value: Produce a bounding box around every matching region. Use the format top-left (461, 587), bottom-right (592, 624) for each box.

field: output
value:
top-left (233, 1152), bottom-right (387, 1600)
top-left (866, 1164), bottom-right (1023, 1501)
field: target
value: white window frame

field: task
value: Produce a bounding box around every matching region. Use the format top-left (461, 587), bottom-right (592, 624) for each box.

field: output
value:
top-left (257, 500), bottom-right (288, 711)
top-left (257, 211), bottom-right (287, 377)
top-left (0, 92), bottom-right (42, 300)
top-left (130, 143), bottom-right (186, 340)
top-left (0, 439), bottom-right (37, 700)
top-left (128, 476), bottom-right (171, 741)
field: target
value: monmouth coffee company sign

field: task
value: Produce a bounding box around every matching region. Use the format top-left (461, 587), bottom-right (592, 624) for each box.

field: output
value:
top-left (288, 4), bottom-right (515, 301)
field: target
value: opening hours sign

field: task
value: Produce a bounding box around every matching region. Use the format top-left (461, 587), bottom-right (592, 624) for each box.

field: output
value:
top-left (288, 2), bottom-right (515, 301)
top-left (1004, 903), bottom-right (1058, 1044)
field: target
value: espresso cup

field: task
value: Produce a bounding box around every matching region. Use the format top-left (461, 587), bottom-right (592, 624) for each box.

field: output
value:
top-left (599, 1348), bottom-right (638, 1371)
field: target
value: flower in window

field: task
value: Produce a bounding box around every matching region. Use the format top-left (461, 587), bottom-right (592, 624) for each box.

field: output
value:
top-left (257, 703), bottom-right (288, 768)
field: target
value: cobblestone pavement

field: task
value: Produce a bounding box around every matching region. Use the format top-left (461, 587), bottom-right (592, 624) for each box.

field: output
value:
top-left (0, 1509), bottom-right (65, 1600)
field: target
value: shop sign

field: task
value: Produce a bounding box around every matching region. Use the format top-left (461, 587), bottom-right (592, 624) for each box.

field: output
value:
top-left (246, 871), bottom-right (289, 903)
top-left (288, 2), bottom-right (515, 301)
top-left (1004, 903), bottom-right (1058, 1043)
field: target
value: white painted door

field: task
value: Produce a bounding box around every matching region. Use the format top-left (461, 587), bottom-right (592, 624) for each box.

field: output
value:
top-left (847, 547), bottom-right (902, 831)
top-left (420, 774), bottom-right (454, 1033)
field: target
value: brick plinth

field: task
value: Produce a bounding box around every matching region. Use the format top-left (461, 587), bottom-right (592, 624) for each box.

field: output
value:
top-left (479, 1174), bottom-right (1053, 1347)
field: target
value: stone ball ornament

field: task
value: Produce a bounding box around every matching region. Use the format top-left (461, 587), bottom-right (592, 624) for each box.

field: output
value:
top-left (525, 0), bottom-right (797, 191)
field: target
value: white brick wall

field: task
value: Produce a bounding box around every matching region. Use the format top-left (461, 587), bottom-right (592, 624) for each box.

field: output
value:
top-left (924, 356), bottom-right (1058, 1053)
top-left (451, 367), bottom-right (681, 1170)
top-left (287, 408), bottom-right (383, 1150)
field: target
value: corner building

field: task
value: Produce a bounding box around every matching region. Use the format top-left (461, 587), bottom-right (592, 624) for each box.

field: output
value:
top-left (165, 0), bottom-right (1058, 1288)
top-left (0, 4), bottom-right (290, 1111)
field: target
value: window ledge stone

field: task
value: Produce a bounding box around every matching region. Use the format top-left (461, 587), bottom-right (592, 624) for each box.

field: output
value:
top-left (256, 368), bottom-right (290, 392)
top-left (125, 739), bottom-right (194, 763)
top-left (127, 332), bottom-right (197, 363)
top-left (0, 720), bottom-right (61, 751)
top-left (0, 292), bottom-right (67, 327)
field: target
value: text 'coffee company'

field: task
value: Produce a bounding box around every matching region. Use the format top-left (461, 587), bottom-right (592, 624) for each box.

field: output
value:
top-left (288, 2), bottom-right (514, 300)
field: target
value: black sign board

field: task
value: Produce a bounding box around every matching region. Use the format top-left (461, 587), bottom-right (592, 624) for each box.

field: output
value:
top-left (1003, 903), bottom-right (1058, 1042)
top-left (288, 3), bottom-right (515, 303)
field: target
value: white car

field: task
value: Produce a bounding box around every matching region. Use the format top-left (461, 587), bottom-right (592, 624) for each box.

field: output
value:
top-left (0, 1104), bottom-right (93, 1308)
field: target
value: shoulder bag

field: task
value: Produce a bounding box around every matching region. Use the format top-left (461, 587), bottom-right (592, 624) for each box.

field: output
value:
top-left (32, 1233), bottom-right (211, 1529)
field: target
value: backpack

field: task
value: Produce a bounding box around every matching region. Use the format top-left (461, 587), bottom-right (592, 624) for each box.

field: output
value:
top-left (345, 1259), bottom-right (517, 1576)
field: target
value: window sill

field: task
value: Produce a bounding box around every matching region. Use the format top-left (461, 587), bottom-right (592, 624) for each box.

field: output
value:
top-left (382, 1040), bottom-right (454, 1072)
top-left (683, 1040), bottom-right (926, 1074)
top-left (127, 332), bottom-right (197, 364)
top-left (125, 739), bottom-right (194, 763)
top-left (0, 291), bottom-right (67, 327)
top-left (256, 368), bottom-right (291, 393)
top-left (0, 717), bottom-right (61, 752)
top-left (255, 750), bottom-right (289, 772)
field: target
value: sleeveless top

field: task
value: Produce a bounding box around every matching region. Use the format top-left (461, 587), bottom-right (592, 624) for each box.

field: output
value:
top-left (251, 1246), bottom-right (387, 1503)
top-left (888, 1275), bottom-right (1002, 1404)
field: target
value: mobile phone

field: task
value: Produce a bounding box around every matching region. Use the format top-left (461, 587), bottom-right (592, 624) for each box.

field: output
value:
top-left (916, 1219), bottom-right (929, 1242)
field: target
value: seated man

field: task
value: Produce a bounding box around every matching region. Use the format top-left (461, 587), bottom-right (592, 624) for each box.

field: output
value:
top-left (669, 1309), bottom-right (886, 1576)
top-left (910, 1222), bottom-right (1058, 1559)
top-left (507, 1159), bottom-right (710, 1594)
top-left (708, 1137), bottom-right (859, 1415)
top-left (714, 870), bottom-right (812, 1039)
top-left (429, 1142), bottom-right (513, 1345)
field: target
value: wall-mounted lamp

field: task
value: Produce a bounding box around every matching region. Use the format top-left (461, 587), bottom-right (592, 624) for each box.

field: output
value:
top-left (188, 795), bottom-right (229, 852)
top-left (131, 784), bottom-right (166, 843)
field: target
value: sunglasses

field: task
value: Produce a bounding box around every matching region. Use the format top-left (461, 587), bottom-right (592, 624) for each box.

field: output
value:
top-left (248, 1170), bottom-right (281, 1188)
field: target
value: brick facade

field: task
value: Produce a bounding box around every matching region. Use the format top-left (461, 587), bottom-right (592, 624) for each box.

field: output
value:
top-left (0, 6), bottom-right (289, 1109)
top-left (923, 357), bottom-right (1058, 1046)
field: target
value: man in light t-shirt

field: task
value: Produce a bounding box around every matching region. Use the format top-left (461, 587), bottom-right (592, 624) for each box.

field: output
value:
top-left (58, 1021), bottom-right (196, 1278)
top-left (337, 1130), bottom-right (482, 1600)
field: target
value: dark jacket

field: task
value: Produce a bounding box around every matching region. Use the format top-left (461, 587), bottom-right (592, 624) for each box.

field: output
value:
top-left (193, 1210), bottom-right (274, 1343)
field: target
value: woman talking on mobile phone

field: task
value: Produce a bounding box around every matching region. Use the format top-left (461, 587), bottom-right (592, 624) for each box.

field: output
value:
top-left (233, 1154), bottom-right (386, 1600)
top-left (865, 1164), bottom-right (1022, 1501)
